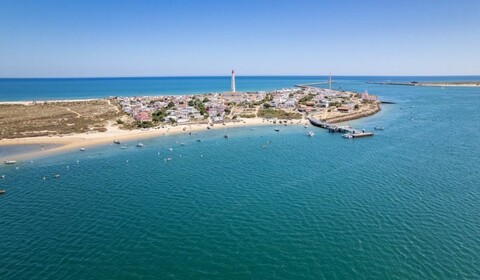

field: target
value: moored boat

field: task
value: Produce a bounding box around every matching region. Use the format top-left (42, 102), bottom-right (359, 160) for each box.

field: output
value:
top-left (342, 133), bottom-right (353, 139)
top-left (4, 160), bottom-right (17, 165)
top-left (79, 148), bottom-right (86, 151)
top-left (136, 143), bottom-right (144, 147)
top-left (274, 128), bottom-right (280, 132)
top-left (374, 126), bottom-right (384, 130)
top-left (306, 131), bottom-right (315, 137)
top-left (0, 189), bottom-right (6, 195)
top-left (113, 140), bottom-right (121, 144)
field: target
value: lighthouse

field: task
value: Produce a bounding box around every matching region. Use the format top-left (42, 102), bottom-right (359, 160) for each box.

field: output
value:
top-left (231, 69), bottom-right (236, 92)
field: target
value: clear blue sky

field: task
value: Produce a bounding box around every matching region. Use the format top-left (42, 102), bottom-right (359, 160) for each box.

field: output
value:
top-left (1, 0), bottom-right (479, 77)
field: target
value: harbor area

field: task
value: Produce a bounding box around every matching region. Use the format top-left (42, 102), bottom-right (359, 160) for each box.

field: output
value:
top-left (307, 117), bottom-right (374, 139)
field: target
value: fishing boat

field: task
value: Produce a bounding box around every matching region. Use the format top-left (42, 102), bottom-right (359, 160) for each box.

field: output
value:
top-left (113, 140), bottom-right (121, 144)
top-left (0, 190), bottom-right (6, 195)
top-left (79, 148), bottom-right (86, 151)
top-left (374, 126), bottom-right (385, 130)
top-left (306, 131), bottom-right (315, 137)
top-left (136, 143), bottom-right (144, 147)
top-left (4, 160), bottom-right (16, 165)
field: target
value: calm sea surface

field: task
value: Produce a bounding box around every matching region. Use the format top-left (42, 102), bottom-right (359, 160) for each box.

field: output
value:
top-left (0, 75), bottom-right (479, 101)
top-left (0, 77), bottom-right (479, 279)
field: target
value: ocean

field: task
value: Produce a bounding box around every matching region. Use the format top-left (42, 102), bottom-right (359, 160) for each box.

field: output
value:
top-left (0, 77), bottom-right (479, 279)
top-left (0, 75), bottom-right (479, 101)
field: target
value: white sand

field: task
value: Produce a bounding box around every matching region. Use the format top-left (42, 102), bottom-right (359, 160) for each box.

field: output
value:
top-left (0, 118), bottom-right (304, 162)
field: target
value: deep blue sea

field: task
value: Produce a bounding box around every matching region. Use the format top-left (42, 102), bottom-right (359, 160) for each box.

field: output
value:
top-left (0, 75), bottom-right (479, 101)
top-left (1, 77), bottom-right (480, 279)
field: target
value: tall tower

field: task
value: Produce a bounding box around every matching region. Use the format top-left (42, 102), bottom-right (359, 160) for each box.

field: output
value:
top-left (231, 69), bottom-right (236, 92)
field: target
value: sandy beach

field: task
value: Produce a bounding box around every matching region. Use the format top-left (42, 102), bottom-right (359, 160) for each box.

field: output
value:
top-left (0, 117), bottom-right (292, 162)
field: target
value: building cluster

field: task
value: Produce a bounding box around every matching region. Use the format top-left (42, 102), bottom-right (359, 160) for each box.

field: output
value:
top-left (115, 70), bottom-right (378, 125)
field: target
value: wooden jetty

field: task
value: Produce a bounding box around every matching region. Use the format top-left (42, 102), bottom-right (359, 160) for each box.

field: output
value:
top-left (308, 117), bottom-right (374, 139)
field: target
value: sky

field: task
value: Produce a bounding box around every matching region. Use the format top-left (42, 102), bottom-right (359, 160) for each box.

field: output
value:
top-left (0, 0), bottom-right (479, 77)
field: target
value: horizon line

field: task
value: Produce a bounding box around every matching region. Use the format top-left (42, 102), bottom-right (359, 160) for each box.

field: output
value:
top-left (1, 74), bottom-right (480, 80)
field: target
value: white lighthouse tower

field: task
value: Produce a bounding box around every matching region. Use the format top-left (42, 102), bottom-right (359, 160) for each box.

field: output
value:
top-left (231, 69), bottom-right (236, 93)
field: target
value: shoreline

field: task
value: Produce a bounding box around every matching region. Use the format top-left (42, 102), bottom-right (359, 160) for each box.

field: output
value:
top-left (1, 105), bottom-right (383, 163)
top-left (0, 118), bottom-right (287, 163)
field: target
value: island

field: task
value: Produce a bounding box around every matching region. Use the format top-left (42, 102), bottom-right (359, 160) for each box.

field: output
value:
top-left (0, 86), bottom-right (381, 161)
top-left (368, 81), bottom-right (480, 87)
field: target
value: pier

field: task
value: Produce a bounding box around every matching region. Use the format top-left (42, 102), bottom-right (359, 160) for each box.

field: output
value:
top-left (295, 82), bottom-right (329, 88)
top-left (308, 117), bottom-right (374, 139)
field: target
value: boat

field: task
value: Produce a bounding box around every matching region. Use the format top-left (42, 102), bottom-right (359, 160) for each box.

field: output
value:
top-left (274, 128), bottom-right (280, 132)
top-left (79, 148), bottom-right (86, 151)
top-left (196, 139), bottom-right (202, 142)
top-left (169, 148), bottom-right (173, 151)
top-left (306, 131), bottom-right (315, 137)
top-left (207, 126), bottom-right (211, 130)
top-left (136, 143), bottom-right (144, 147)
top-left (54, 174), bottom-right (60, 178)
top-left (121, 146), bottom-right (127, 149)
top-left (113, 140), bottom-right (121, 144)
top-left (4, 160), bottom-right (16, 165)
top-left (374, 126), bottom-right (384, 130)
top-left (342, 133), bottom-right (354, 139)
top-left (180, 143), bottom-right (186, 146)
top-left (165, 157), bottom-right (172, 161)
top-left (0, 190), bottom-right (5, 195)
top-left (224, 135), bottom-right (229, 139)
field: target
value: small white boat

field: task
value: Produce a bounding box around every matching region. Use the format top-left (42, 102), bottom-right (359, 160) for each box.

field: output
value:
top-left (0, 189), bottom-right (6, 195)
top-left (342, 133), bottom-right (353, 139)
top-left (306, 131), bottom-right (315, 137)
top-left (54, 174), bottom-right (60, 178)
top-left (165, 157), bottom-right (172, 161)
top-left (4, 160), bottom-right (17, 165)
top-left (374, 126), bottom-right (384, 130)
top-left (121, 146), bottom-right (127, 149)
top-left (169, 148), bottom-right (173, 151)
top-left (79, 148), bottom-right (86, 151)
top-left (136, 143), bottom-right (144, 147)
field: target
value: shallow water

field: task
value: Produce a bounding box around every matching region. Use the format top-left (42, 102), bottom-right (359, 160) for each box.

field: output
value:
top-left (1, 80), bottom-right (479, 279)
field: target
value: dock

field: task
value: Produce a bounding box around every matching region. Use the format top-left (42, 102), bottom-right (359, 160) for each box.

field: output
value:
top-left (351, 132), bottom-right (374, 138)
top-left (308, 117), bottom-right (374, 139)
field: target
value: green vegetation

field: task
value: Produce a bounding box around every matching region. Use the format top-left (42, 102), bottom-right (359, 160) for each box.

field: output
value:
top-left (152, 107), bottom-right (168, 122)
top-left (257, 108), bottom-right (302, 119)
top-left (137, 121), bottom-right (154, 128)
top-left (239, 113), bottom-right (256, 118)
top-left (299, 93), bottom-right (314, 105)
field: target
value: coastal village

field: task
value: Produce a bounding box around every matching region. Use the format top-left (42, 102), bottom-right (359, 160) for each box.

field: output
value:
top-left (116, 70), bottom-right (379, 128)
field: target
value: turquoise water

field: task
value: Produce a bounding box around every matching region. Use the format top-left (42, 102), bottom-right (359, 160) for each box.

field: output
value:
top-left (1, 79), bottom-right (480, 279)
top-left (1, 75), bottom-right (479, 101)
